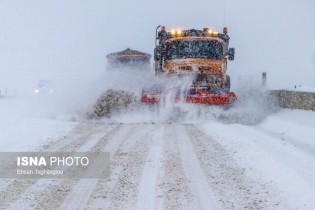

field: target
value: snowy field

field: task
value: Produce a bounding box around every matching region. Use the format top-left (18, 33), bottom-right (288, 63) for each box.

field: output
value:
top-left (0, 96), bottom-right (314, 209)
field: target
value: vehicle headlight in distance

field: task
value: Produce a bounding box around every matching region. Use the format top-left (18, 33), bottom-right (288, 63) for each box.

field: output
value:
top-left (34, 89), bottom-right (39, 93)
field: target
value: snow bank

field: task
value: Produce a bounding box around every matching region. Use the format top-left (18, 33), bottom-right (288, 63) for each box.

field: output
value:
top-left (200, 109), bottom-right (315, 209)
top-left (0, 97), bottom-right (78, 152)
top-left (88, 89), bottom-right (137, 118)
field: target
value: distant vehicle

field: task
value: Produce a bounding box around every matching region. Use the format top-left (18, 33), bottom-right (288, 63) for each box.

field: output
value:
top-left (33, 80), bottom-right (54, 94)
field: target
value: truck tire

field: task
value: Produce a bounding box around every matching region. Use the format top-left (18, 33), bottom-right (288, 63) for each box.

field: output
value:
top-left (225, 75), bottom-right (231, 93)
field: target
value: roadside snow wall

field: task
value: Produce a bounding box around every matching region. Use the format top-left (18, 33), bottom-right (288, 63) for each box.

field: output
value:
top-left (270, 90), bottom-right (315, 111)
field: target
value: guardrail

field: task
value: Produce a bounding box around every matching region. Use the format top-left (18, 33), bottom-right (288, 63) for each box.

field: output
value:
top-left (270, 90), bottom-right (315, 111)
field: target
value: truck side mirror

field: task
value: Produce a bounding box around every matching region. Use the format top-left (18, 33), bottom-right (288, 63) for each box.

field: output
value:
top-left (154, 46), bottom-right (161, 61)
top-left (228, 48), bottom-right (235, 60)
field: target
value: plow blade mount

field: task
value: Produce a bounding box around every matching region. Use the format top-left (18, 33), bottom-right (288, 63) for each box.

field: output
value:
top-left (141, 90), bottom-right (237, 105)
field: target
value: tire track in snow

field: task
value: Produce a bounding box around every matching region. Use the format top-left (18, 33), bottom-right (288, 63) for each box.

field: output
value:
top-left (40, 121), bottom-right (103, 152)
top-left (58, 125), bottom-right (134, 210)
top-left (32, 124), bottom-right (134, 210)
top-left (0, 121), bottom-right (109, 209)
top-left (6, 123), bottom-right (118, 210)
top-left (85, 124), bottom-right (157, 210)
top-left (187, 125), bottom-right (280, 209)
top-left (136, 126), bottom-right (164, 210)
top-left (61, 124), bottom-right (156, 210)
top-left (157, 125), bottom-right (197, 210)
top-left (175, 125), bottom-right (218, 210)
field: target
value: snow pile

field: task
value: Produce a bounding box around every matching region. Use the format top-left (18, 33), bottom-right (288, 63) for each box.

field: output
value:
top-left (93, 79), bottom-right (280, 125)
top-left (88, 89), bottom-right (137, 118)
top-left (163, 86), bottom-right (279, 125)
top-left (102, 85), bottom-right (280, 125)
top-left (89, 67), bottom-right (280, 125)
top-left (216, 84), bottom-right (280, 125)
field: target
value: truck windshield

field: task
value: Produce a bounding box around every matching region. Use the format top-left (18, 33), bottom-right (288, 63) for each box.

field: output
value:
top-left (165, 40), bottom-right (223, 60)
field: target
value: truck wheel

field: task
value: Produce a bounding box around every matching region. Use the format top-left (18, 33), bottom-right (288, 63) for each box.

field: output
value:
top-left (225, 75), bottom-right (231, 93)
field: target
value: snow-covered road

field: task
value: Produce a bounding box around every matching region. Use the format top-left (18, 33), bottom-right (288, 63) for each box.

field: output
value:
top-left (0, 109), bottom-right (314, 209)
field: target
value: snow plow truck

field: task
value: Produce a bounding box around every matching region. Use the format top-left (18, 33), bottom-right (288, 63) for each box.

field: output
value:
top-left (141, 26), bottom-right (237, 105)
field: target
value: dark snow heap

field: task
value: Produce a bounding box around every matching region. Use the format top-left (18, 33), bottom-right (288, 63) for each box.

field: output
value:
top-left (88, 89), bottom-right (137, 118)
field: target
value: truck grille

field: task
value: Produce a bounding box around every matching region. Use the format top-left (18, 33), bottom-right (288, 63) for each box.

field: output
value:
top-left (179, 66), bottom-right (192, 71)
top-left (199, 66), bottom-right (211, 71)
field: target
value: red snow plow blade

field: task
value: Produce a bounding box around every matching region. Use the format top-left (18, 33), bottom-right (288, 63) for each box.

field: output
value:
top-left (185, 91), bottom-right (237, 105)
top-left (141, 89), bottom-right (237, 105)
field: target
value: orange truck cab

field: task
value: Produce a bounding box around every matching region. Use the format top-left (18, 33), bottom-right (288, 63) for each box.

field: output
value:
top-left (141, 26), bottom-right (237, 105)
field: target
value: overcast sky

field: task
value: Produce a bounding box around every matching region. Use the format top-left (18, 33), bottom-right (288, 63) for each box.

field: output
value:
top-left (0, 0), bottom-right (314, 90)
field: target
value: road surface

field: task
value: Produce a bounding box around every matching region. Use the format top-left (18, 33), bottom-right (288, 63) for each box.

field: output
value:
top-left (0, 112), bottom-right (315, 209)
